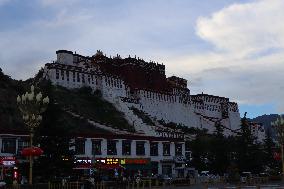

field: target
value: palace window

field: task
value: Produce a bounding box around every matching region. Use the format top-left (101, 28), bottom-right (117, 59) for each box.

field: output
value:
top-left (122, 140), bottom-right (131, 155)
top-left (61, 70), bottom-right (64, 80)
top-left (75, 139), bottom-right (85, 155)
top-left (77, 73), bottom-right (80, 82)
top-left (92, 140), bottom-right (101, 155)
top-left (73, 71), bottom-right (76, 82)
top-left (56, 69), bottom-right (59, 79)
top-left (66, 71), bottom-right (69, 81)
top-left (1, 138), bottom-right (16, 154)
top-left (82, 74), bottom-right (85, 83)
top-left (163, 143), bottom-right (171, 156)
top-left (88, 75), bottom-right (91, 84)
top-left (175, 143), bottom-right (183, 156)
top-left (107, 140), bottom-right (117, 155)
top-left (136, 141), bottom-right (145, 156)
top-left (150, 142), bottom-right (158, 156)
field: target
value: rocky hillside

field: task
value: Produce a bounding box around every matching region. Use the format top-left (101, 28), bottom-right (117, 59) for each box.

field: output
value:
top-left (0, 68), bottom-right (134, 135)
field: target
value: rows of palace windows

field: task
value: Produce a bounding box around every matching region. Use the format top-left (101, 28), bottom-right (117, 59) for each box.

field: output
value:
top-left (194, 104), bottom-right (222, 112)
top-left (104, 77), bottom-right (123, 88)
top-left (139, 90), bottom-right (183, 103)
top-left (54, 68), bottom-right (125, 89)
top-left (75, 139), bottom-right (183, 157)
top-left (55, 69), bottom-right (102, 86)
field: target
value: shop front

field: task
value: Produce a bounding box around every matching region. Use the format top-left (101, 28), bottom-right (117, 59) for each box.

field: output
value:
top-left (160, 159), bottom-right (174, 177)
top-left (94, 158), bottom-right (153, 178)
top-left (0, 156), bottom-right (19, 183)
top-left (120, 158), bottom-right (151, 177)
top-left (73, 157), bottom-right (93, 177)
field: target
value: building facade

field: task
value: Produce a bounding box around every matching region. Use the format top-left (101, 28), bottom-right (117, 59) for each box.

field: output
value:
top-left (0, 133), bottom-right (187, 179)
top-left (43, 50), bottom-right (241, 136)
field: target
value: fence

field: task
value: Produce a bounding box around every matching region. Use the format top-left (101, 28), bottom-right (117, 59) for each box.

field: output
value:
top-left (3, 180), bottom-right (156, 189)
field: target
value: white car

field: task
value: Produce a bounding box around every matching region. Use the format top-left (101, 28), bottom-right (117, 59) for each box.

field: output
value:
top-left (240, 172), bottom-right (252, 183)
top-left (0, 180), bottom-right (6, 188)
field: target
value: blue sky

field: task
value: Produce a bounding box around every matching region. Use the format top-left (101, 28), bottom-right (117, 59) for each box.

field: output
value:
top-left (0, 0), bottom-right (283, 118)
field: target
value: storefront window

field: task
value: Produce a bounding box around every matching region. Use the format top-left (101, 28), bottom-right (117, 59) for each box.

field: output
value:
top-left (18, 139), bottom-right (29, 154)
top-left (175, 143), bottom-right (183, 156)
top-left (136, 141), bottom-right (145, 156)
top-left (75, 139), bottom-right (85, 155)
top-left (92, 140), bottom-right (101, 155)
top-left (107, 140), bottom-right (117, 155)
top-left (1, 138), bottom-right (16, 154)
top-left (122, 140), bottom-right (131, 155)
top-left (150, 142), bottom-right (158, 156)
top-left (163, 143), bottom-right (171, 156)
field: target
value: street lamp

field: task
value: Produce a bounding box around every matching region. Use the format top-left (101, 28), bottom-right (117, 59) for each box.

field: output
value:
top-left (271, 116), bottom-right (284, 180)
top-left (17, 85), bottom-right (49, 185)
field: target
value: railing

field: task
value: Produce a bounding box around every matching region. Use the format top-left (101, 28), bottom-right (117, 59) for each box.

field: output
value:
top-left (3, 180), bottom-right (155, 189)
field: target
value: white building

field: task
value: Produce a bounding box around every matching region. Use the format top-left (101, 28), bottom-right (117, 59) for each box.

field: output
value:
top-left (0, 132), bottom-right (187, 178)
top-left (43, 50), bottom-right (241, 136)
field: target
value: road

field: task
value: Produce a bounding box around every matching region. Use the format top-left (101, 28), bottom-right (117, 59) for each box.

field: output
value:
top-left (159, 183), bottom-right (284, 189)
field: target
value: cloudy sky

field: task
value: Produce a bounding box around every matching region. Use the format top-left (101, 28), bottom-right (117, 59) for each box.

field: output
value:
top-left (0, 0), bottom-right (283, 118)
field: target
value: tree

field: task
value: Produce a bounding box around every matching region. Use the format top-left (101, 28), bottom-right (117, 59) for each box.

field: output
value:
top-left (32, 82), bottom-right (75, 181)
top-left (209, 121), bottom-right (229, 174)
top-left (271, 115), bottom-right (284, 179)
top-left (235, 113), bottom-right (265, 173)
top-left (263, 128), bottom-right (277, 169)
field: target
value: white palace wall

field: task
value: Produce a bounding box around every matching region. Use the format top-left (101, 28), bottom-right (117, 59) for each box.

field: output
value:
top-left (43, 51), bottom-right (241, 136)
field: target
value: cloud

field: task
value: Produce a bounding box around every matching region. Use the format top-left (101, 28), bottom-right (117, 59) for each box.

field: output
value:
top-left (172, 0), bottom-right (284, 112)
top-left (1, 0), bottom-right (284, 116)
top-left (196, 0), bottom-right (284, 57)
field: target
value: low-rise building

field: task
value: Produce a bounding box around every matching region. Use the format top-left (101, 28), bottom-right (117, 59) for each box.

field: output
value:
top-left (0, 132), bottom-right (187, 179)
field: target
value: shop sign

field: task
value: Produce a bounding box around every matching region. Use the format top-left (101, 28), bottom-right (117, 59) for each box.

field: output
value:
top-left (74, 157), bottom-right (92, 165)
top-left (120, 158), bottom-right (149, 165)
top-left (0, 157), bottom-right (16, 166)
top-left (95, 158), bottom-right (149, 165)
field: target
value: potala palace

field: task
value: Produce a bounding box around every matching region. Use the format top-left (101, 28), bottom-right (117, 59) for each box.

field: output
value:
top-left (43, 50), bottom-right (241, 137)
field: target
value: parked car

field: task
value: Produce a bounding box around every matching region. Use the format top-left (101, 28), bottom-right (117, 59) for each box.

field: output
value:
top-left (0, 180), bottom-right (6, 188)
top-left (157, 175), bottom-right (173, 184)
top-left (240, 172), bottom-right (252, 183)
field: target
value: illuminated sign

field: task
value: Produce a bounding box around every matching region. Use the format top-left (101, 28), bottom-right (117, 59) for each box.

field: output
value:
top-left (0, 157), bottom-right (16, 166)
top-left (95, 158), bottom-right (149, 165)
top-left (121, 158), bottom-right (149, 165)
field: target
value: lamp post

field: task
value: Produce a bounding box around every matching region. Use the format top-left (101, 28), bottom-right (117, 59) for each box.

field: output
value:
top-left (17, 85), bottom-right (49, 185)
top-left (271, 116), bottom-right (284, 180)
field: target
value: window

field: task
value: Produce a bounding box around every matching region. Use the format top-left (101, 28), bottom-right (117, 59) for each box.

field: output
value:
top-left (107, 140), bottom-right (117, 155)
top-left (77, 73), bottom-right (80, 82)
top-left (82, 74), bottom-right (85, 83)
top-left (136, 141), bottom-right (145, 156)
top-left (150, 142), bottom-right (158, 156)
top-left (66, 71), bottom-right (69, 81)
top-left (122, 140), bottom-right (131, 155)
top-left (1, 138), bottom-right (16, 154)
top-left (92, 140), bottom-right (101, 155)
top-left (56, 69), bottom-right (59, 79)
top-left (18, 139), bottom-right (29, 154)
top-left (73, 71), bottom-right (76, 82)
top-left (61, 70), bottom-right (64, 80)
top-left (175, 143), bottom-right (183, 156)
top-left (75, 139), bottom-right (85, 155)
top-left (163, 143), bottom-right (171, 156)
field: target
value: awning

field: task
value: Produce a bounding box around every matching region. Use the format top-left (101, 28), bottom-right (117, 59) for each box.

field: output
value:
top-left (73, 164), bottom-right (93, 170)
top-left (95, 163), bottom-right (124, 170)
top-left (123, 162), bottom-right (156, 170)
